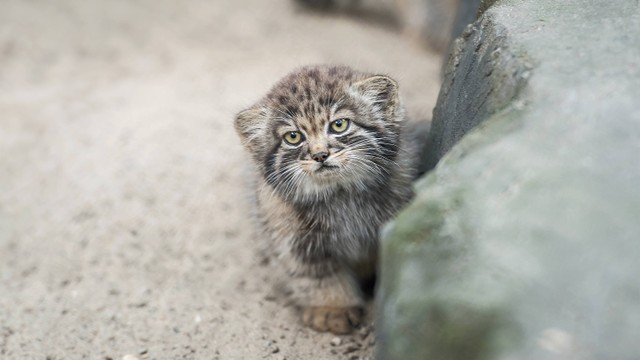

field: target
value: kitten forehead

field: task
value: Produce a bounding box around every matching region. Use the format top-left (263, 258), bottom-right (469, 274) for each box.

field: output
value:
top-left (263, 65), bottom-right (365, 118)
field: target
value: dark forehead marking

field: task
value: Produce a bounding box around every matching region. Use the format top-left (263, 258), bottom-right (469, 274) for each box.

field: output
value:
top-left (303, 103), bottom-right (314, 117)
top-left (319, 95), bottom-right (331, 107)
top-left (284, 104), bottom-right (300, 117)
top-left (307, 68), bottom-right (320, 81)
top-left (274, 119), bottom-right (293, 128)
top-left (308, 116), bottom-right (321, 134)
top-left (298, 122), bottom-right (311, 133)
top-left (334, 102), bottom-right (355, 114)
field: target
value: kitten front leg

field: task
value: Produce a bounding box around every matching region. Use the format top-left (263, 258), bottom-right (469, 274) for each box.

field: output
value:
top-left (302, 302), bottom-right (363, 335)
top-left (284, 256), bottom-right (364, 334)
top-left (299, 271), bottom-right (364, 334)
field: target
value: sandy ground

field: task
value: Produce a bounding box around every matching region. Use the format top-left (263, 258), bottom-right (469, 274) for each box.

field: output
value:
top-left (0, 0), bottom-right (442, 359)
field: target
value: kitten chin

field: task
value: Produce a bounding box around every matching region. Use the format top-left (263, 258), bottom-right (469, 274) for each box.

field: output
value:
top-left (234, 65), bottom-right (415, 334)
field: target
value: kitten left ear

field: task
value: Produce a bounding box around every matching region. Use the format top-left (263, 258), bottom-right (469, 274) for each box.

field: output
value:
top-left (234, 107), bottom-right (267, 155)
top-left (352, 75), bottom-right (400, 118)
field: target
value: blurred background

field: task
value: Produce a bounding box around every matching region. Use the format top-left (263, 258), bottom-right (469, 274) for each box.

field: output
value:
top-left (0, 0), bottom-right (458, 358)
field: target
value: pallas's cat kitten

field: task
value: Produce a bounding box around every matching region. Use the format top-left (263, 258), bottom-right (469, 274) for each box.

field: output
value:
top-left (234, 65), bottom-right (414, 334)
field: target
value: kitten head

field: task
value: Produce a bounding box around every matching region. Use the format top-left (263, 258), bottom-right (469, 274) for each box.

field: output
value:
top-left (234, 65), bottom-right (406, 201)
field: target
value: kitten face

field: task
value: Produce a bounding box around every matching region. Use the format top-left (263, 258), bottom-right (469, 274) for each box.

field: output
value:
top-left (235, 65), bottom-right (403, 201)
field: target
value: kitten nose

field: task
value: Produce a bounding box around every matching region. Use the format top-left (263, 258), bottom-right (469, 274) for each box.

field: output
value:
top-left (312, 151), bottom-right (329, 162)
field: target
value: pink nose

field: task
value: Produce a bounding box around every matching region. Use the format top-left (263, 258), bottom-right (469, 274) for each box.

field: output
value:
top-left (312, 151), bottom-right (329, 162)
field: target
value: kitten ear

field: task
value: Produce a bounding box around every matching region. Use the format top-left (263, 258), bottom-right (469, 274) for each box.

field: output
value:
top-left (352, 75), bottom-right (400, 118)
top-left (234, 107), bottom-right (267, 154)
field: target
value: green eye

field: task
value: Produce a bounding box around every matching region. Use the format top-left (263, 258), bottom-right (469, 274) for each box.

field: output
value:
top-left (283, 131), bottom-right (303, 145)
top-left (330, 119), bottom-right (350, 133)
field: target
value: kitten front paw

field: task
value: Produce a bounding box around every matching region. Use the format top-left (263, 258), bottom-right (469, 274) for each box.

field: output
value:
top-left (302, 306), bottom-right (363, 334)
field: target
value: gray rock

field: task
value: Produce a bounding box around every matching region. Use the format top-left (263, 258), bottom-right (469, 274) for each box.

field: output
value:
top-left (378, 0), bottom-right (640, 359)
top-left (421, 4), bottom-right (531, 172)
top-left (445, 0), bottom-right (496, 69)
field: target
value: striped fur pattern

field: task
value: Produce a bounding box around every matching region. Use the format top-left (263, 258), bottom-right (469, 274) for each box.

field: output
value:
top-left (234, 65), bottom-right (414, 334)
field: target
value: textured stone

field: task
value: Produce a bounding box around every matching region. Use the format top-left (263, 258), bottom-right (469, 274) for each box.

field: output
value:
top-left (378, 0), bottom-right (640, 359)
top-left (421, 4), bottom-right (531, 172)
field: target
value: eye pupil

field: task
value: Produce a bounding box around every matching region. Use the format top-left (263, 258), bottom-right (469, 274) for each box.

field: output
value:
top-left (290, 132), bottom-right (297, 138)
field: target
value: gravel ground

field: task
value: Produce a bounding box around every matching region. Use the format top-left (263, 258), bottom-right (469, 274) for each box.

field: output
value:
top-left (0, 0), bottom-right (441, 359)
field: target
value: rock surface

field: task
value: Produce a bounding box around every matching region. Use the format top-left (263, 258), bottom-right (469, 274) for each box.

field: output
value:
top-left (378, 0), bottom-right (640, 359)
top-left (421, 0), bottom-right (531, 172)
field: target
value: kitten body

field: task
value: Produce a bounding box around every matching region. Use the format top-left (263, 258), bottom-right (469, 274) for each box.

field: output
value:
top-left (235, 65), bottom-right (415, 334)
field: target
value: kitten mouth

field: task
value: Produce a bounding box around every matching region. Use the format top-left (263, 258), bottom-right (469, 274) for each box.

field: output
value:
top-left (314, 164), bottom-right (339, 173)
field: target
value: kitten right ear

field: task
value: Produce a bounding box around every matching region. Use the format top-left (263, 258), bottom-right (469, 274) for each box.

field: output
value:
top-left (234, 107), bottom-right (267, 154)
top-left (352, 75), bottom-right (400, 120)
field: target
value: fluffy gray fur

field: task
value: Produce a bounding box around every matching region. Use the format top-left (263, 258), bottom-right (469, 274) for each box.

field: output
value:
top-left (234, 65), bottom-right (415, 334)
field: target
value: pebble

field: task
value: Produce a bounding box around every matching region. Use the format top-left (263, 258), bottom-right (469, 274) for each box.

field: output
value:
top-left (122, 355), bottom-right (139, 360)
top-left (330, 337), bottom-right (342, 346)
